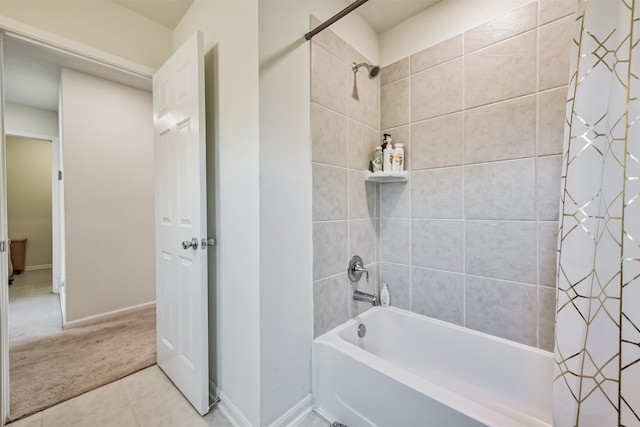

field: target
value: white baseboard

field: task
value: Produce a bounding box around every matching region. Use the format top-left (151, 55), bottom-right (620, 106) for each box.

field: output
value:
top-left (268, 394), bottom-right (312, 427)
top-left (24, 264), bottom-right (52, 271)
top-left (209, 379), bottom-right (218, 407)
top-left (210, 383), bottom-right (312, 427)
top-left (63, 301), bottom-right (155, 330)
top-left (214, 386), bottom-right (253, 427)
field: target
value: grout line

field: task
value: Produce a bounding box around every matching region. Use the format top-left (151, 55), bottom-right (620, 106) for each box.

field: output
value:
top-left (461, 32), bottom-right (467, 329)
top-left (406, 53), bottom-right (413, 312)
top-left (535, 0), bottom-right (541, 350)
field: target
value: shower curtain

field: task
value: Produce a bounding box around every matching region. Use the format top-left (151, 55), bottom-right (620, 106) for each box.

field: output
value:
top-left (553, 0), bottom-right (640, 425)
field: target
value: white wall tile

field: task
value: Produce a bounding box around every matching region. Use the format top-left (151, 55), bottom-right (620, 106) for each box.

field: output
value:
top-left (411, 168), bottom-right (463, 219)
top-left (381, 78), bottom-right (410, 129)
top-left (313, 221), bottom-right (348, 280)
top-left (311, 103), bottom-right (348, 167)
top-left (380, 219), bottom-right (411, 264)
top-left (538, 86), bottom-right (569, 155)
top-left (312, 163), bottom-right (348, 221)
top-left (465, 95), bottom-right (536, 164)
top-left (465, 276), bottom-right (537, 346)
top-left (411, 219), bottom-right (464, 272)
top-left (464, 3), bottom-right (537, 54)
top-left (465, 159), bottom-right (537, 220)
top-left (412, 267), bottom-right (464, 325)
top-left (313, 274), bottom-right (349, 338)
top-left (311, 44), bottom-right (347, 115)
top-left (410, 35), bottom-right (462, 74)
top-left (380, 262), bottom-right (411, 310)
top-left (411, 113), bottom-right (463, 170)
top-left (538, 155), bottom-right (563, 221)
top-left (381, 58), bottom-right (409, 86)
top-left (465, 31), bottom-right (536, 108)
top-left (466, 221), bottom-right (537, 283)
top-left (411, 59), bottom-right (463, 121)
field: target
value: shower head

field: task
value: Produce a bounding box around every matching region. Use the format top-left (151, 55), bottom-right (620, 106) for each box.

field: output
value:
top-left (352, 62), bottom-right (381, 79)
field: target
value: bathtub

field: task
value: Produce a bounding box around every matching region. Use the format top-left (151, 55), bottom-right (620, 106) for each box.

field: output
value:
top-left (312, 307), bottom-right (554, 427)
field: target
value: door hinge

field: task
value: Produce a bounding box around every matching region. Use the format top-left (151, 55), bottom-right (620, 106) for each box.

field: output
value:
top-left (58, 170), bottom-right (63, 180)
top-left (0, 241), bottom-right (5, 253)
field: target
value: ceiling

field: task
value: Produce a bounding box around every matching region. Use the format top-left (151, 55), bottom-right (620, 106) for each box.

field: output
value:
top-left (3, 0), bottom-right (440, 113)
top-left (113, 0), bottom-right (195, 30)
top-left (354, 0), bottom-right (441, 33)
top-left (109, 0), bottom-right (442, 34)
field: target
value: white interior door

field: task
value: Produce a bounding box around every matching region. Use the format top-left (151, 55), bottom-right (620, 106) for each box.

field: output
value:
top-left (153, 31), bottom-right (209, 415)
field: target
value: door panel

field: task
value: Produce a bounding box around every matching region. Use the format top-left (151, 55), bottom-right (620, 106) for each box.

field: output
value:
top-left (153, 31), bottom-right (209, 416)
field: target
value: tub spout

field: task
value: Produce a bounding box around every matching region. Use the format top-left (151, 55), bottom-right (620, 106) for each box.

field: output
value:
top-left (353, 290), bottom-right (377, 306)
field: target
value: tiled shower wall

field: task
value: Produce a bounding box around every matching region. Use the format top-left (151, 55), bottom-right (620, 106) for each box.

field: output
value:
top-left (379, 1), bottom-right (575, 351)
top-left (311, 0), bottom-right (576, 350)
top-left (310, 17), bottom-right (381, 337)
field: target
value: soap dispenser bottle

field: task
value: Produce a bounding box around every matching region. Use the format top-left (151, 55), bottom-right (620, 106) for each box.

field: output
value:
top-left (380, 283), bottom-right (390, 307)
top-left (382, 134), bottom-right (394, 172)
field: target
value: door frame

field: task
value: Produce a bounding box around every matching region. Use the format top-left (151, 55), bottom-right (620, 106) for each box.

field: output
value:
top-left (4, 132), bottom-right (64, 314)
top-left (0, 32), bottom-right (9, 427)
top-left (0, 23), bottom-right (154, 426)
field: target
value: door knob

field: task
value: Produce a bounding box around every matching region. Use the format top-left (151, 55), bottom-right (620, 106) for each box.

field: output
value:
top-left (182, 238), bottom-right (199, 250)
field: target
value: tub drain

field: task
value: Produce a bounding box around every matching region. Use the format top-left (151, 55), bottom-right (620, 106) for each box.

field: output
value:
top-left (332, 422), bottom-right (348, 427)
top-left (357, 323), bottom-right (366, 337)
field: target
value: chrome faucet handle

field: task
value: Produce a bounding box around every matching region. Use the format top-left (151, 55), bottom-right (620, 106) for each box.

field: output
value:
top-left (348, 255), bottom-right (369, 283)
top-left (353, 264), bottom-right (369, 282)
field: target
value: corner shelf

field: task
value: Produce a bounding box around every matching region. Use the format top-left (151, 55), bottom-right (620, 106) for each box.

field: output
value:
top-left (363, 171), bottom-right (408, 183)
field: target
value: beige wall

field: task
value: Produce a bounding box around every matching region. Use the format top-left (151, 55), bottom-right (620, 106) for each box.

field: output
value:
top-left (61, 68), bottom-right (155, 322)
top-left (173, 2), bottom-right (261, 424)
top-left (0, 1), bottom-right (172, 70)
top-left (6, 136), bottom-right (52, 268)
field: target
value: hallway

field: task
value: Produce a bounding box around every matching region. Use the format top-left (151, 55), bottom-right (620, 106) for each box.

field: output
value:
top-left (8, 269), bottom-right (61, 346)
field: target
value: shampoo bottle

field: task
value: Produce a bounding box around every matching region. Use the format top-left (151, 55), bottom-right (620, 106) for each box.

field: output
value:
top-left (380, 283), bottom-right (390, 307)
top-left (393, 143), bottom-right (404, 172)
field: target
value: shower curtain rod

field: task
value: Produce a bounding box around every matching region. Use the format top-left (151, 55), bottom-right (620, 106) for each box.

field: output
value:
top-left (304, 0), bottom-right (369, 40)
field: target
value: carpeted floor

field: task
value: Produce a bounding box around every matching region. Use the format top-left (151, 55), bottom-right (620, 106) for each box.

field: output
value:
top-left (9, 269), bottom-right (62, 346)
top-left (9, 306), bottom-right (157, 422)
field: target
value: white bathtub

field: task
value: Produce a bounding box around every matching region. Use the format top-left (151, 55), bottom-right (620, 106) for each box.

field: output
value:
top-left (312, 307), bottom-right (554, 427)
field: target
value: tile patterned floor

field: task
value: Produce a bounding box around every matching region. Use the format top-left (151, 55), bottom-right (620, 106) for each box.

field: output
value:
top-left (7, 366), bottom-right (232, 427)
top-left (6, 270), bottom-right (330, 427)
top-left (7, 365), bottom-right (330, 427)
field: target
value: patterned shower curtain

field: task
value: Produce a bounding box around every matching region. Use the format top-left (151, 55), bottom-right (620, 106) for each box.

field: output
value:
top-left (553, 0), bottom-right (640, 425)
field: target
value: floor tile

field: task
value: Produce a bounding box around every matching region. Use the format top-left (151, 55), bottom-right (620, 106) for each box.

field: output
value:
top-left (132, 380), bottom-right (199, 427)
top-left (10, 365), bottom-right (234, 427)
top-left (121, 365), bottom-right (174, 404)
top-left (6, 413), bottom-right (42, 427)
top-left (201, 408), bottom-right (235, 427)
top-left (86, 407), bottom-right (139, 427)
top-left (295, 411), bottom-right (330, 426)
top-left (41, 381), bottom-right (130, 427)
